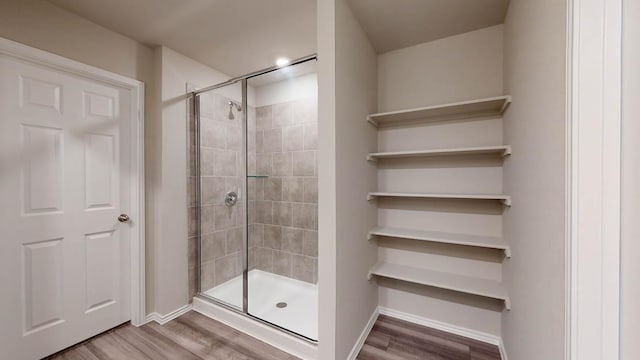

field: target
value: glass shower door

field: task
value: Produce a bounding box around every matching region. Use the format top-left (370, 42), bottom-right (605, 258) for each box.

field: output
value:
top-left (196, 80), bottom-right (246, 310)
top-left (194, 57), bottom-right (318, 342)
top-left (246, 60), bottom-right (319, 341)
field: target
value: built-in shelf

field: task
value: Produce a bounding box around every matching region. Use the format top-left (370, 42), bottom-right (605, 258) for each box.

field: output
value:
top-left (368, 226), bottom-right (510, 257)
top-left (367, 95), bottom-right (512, 128)
top-left (367, 145), bottom-right (511, 161)
top-left (247, 175), bottom-right (269, 178)
top-left (368, 262), bottom-right (511, 310)
top-left (367, 192), bottom-right (511, 206)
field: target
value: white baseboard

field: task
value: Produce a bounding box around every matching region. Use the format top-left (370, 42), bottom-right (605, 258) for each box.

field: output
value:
top-left (347, 307), bottom-right (379, 360)
top-left (499, 337), bottom-right (509, 360)
top-left (144, 304), bottom-right (193, 325)
top-left (377, 306), bottom-right (508, 359)
top-left (192, 297), bottom-right (318, 360)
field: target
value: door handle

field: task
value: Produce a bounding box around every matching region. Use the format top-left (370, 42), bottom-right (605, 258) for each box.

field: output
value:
top-left (118, 214), bottom-right (130, 222)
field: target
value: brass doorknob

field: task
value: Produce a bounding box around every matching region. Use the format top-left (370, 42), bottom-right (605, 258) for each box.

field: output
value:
top-left (118, 214), bottom-right (130, 222)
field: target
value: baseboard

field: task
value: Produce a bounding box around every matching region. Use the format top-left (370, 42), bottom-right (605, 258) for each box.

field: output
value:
top-left (144, 304), bottom-right (193, 325)
top-left (346, 307), bottom-right (379, 360)
top-left (377, 307), bottom-right (508, 359)
top-left (499, 337), bottom-right (509, 360)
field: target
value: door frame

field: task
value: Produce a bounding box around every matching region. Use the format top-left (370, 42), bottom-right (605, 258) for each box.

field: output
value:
top-left (0, 37), bottom-right (146, 326)
top-left (566, 0), bottom-right (622, 358)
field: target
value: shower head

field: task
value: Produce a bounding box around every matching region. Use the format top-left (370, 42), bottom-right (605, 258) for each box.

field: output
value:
top-left (227, 101), bottom-right (242, 120)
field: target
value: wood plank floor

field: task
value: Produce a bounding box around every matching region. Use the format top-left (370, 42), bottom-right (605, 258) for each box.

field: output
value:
top-left (46, 311), bottom-right (299, 360)
top-left (356, 315), bottom-right (501, 360)
top-left (47, 311), bottom-right (500, 360)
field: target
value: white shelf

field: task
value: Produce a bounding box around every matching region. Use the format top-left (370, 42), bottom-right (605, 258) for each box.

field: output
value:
top-left (367, 192), bottom-right (511, 206)
top-left (369, 226), bottom-right (510, 257)
top-left (367, 145), bottom-right (511, 161)
top-left (367, 95), bottom-right (511, 128)
top-left (368, 262), bottom-right (511, 310)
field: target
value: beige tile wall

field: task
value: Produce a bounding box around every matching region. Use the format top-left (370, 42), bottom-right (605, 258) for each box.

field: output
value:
top-left (188, 91), bottom-right (253, 298)
top-left (249, 97), bottom-right (318, 284)
top-left (188, 93), bottom-right (318, 300)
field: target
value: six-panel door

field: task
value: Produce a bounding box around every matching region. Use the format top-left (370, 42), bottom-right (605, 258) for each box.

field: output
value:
top-left (0, 54), bottom-right (131, 359)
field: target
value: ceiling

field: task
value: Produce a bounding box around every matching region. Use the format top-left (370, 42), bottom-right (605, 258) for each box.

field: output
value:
top-left (346, 0), bottom-right (510, 53)
top-left (48, 0), bottom-right (317, 77)
top-left (248, 59), bottom-right (317, 87)
top-left (48, 0), bottom-right (509, 76)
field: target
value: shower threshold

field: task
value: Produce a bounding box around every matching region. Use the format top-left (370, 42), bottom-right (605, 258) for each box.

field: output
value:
top-left (203, 269), bottom-right (318, 341)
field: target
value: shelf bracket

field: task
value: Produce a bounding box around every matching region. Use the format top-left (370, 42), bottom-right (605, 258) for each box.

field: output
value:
top-left (504, 247), bottom-right (512, 259)
top-left (367, 271), bottom-right (375, 281)
top-left (502, 146), bottom-right (513, 157)
top-left (504, 297), bottom-right (512, 311)
top-left (366, 117), bottom-right (378, 128)
top-left (366, 155), bottom-right (377, 162)
top-left (499, 96), bottom-right (513, 114)
top-left (502, 197), bottom-right (512, 207)
top-left (367, 193), bottom-right (376, 201)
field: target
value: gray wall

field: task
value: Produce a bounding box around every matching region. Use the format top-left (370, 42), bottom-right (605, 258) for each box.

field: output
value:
top-left (316, 0), bottom-right (379, 358)
top-left (621, 0), bottom-right (640, 357)
top-left (0, 0), bottom-right (153, 83)
top-left (334, 0), bottom-right (379, 358)
top-left (317, 0), bottom-right (338, 356)
top-left (378, 25), bottom-right (504, 112)
top-left (157, 47), bottom-right (234, 314)
top-left (501, 0), bottom-right (567, 358)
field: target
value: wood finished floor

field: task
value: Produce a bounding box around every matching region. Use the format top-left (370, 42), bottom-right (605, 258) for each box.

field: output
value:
top-left (46, 311), bottom-right (299, 360)
top-left (47, 311), bottom-right (500, 360)
top-left (356, 315), bottom-right (501, 360)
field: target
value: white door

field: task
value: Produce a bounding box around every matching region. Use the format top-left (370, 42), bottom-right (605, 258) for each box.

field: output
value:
top-left (0, 51), bottom-right (132, 359)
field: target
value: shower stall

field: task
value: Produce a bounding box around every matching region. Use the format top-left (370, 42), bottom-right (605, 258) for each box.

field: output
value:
top-left (189, 56), bottom-right (318, 342)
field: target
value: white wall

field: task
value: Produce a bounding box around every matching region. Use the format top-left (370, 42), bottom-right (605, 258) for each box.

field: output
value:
top-left (375, 25), bottom-right (505, 336)
top-left (377, 25), bottom-right (504, 112)
top-left (501, 0), bottom-right (567, 359)
top-left (621, 0), bottom-right (640, 357)
top-left (255, 73), bottom-right (317, 107)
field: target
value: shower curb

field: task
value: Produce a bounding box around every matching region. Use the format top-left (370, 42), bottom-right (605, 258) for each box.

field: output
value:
top-left (192, 297), bottom-right (318, 360)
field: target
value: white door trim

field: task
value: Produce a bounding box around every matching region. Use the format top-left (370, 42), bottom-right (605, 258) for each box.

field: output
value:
top-left (566, 0), bottom-right (622, 359)
top-left (0, 37), bottom-right (147, 326)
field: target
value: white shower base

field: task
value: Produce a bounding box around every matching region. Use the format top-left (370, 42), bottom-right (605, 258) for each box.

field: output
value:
top-left (203, 269), bottom-right (318, 341)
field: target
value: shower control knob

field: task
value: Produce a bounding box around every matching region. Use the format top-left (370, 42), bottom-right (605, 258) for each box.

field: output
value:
top-left (118, 214), bottom-right (130, 222)
top-left (225, 191), bottom-right (238, 207)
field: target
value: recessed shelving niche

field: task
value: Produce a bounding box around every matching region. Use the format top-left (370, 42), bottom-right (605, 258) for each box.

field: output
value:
top-left (366, 94), bottom-right (513, 315)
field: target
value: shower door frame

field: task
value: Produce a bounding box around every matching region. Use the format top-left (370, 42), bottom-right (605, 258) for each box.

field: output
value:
top-left (191, 54), bottom-right (318, 342)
